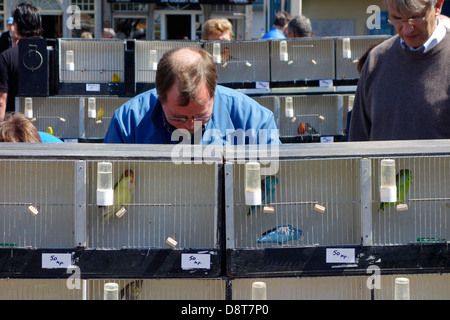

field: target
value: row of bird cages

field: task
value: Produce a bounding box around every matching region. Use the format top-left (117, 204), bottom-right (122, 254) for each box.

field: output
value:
top-left (0, 278), bottom-right (227, 300)
top-left (15, 94), bottom-right (351, 141)
top-left (1, 142), bottom-right (450, 249)
top-left (15, 96), bottom-right (130, 141)
top-left (2, 273), bottom-right (449, 300)
top-left (1, 142), bottom-right (450, 279)
top-left (48, 36), bottom-right (390, 96)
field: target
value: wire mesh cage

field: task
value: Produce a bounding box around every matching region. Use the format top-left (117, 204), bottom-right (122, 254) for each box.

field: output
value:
top-left (370, 156), bottom-right (450, 245)
top-left (231, 273), bottom-right (450, 300)
top-left (16, 96), bottom-right (80, 140)
top-left (202, 40), bottom-right (270, 86)
top-left (0, 278), bottom-right (226, 300)
top-left (134, 40), bottom-right (202, 84)
top-left (0, 159), bottom-right (76, 248)
top-left (278, 95), bottom-right (344, 138)
top-left (335, 35), bottom-right (391, 80)
top-left (83, 97), bottom-right (130, 140)
top-left (58, 39), bottom-right (125, 84)
top-left (270, 38), bottom-right (335, 84)
top-left (86, 159), bottom-right (220, 250)
top-left (226, 155), bottom-right (361, 249)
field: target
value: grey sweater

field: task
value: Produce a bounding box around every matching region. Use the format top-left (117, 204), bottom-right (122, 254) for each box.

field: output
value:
top-left (349, 32), bottom-right (450, 141)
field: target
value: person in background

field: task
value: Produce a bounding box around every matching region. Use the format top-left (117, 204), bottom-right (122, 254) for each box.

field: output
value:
top-left (285, 15), bottom-right (314, 38)
top-left (81, 31), bottom-right (93, 39)
top-left (0, 112), bottom-right (39, 142)
top-left (349, 0), bottom-right (450, 141)
top-left (0, 112), bottom-right (63, 143)
top-left (261, 11), bottom-right (291, 39)
top-left (104, 47), bottom-right (280, 145)
top-left (102, 28), bottom-right (116, 39)
top-left (202, 18), bottom-right (233, 41)
top-left (0, 3), bottom-right (44, 122)
top-left (0, 17), bottom-right (15, 53)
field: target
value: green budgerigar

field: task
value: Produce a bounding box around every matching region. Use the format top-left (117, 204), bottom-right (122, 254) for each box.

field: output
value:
top-left (103, 170), bottom-right (136, 223)
top-left (379, 169), bottom-right (411, 211)
top-left (120, 280), bottom-right (143, 300)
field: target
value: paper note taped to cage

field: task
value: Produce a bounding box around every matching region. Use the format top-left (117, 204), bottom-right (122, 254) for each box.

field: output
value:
top-left (326, 248), bottom-right (355, 263)
top-left (86, 84), bottom-right (100, 92)
top-left (42, 253), bottom-right (72, 269)
top-left (181, 253), bottom-right (211, 270)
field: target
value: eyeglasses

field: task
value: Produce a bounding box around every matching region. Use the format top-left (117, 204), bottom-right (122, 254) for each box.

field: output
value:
top-left (166, 114), bottom-right (212, 123)
top-left (388, 8), bottom-right (433, 26)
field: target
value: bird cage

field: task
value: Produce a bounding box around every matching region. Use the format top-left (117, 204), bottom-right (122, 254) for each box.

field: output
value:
top-left (335, 35), bottom-right (391, 81)
top-left (57, 39), bottom-right (126, 95)
top-left (82, 97), bottom-right (130, 140)
top-left (17, 96), bottom-right (80, 140)
top-left (278, 95), bottom-right (344, 139)
top-left (0, 278), bottom-right (226, 300)
top-left (231, 273), bottom-right (450, 300)
top-left (202, 40), bottom-right (270, 87)
top-left (0, 158), bottom-right (77, 248)
top-left (270, 38), bottom-right (335, 87)
top-left (0, 144), bottom-right (223, 279)
top-left (370, 155), bottom-right (450, 245)
top-left (225, 141), bottom-right (450, 277)
top-left (134, 40), bottom-right (202, 94)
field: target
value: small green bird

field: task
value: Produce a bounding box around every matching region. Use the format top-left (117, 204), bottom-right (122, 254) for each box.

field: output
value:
top-left (379, 169), bottom-right (412, 211)
top-left (120, 280), bottom-right (143, 300)
top-left (103, 170), bottom-right (136, 223)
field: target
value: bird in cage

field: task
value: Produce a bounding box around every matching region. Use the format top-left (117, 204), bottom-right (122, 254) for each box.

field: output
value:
top-left (257, 225), bottom-right (302, 244)
top-left (103, 169), bottom-right (136, 223)
top-left (120, 280), bottom-right (143, 300)
top-left (379, 169), bottom-right (411, 211)
top-left (247, 175), bottom-right (279, 216)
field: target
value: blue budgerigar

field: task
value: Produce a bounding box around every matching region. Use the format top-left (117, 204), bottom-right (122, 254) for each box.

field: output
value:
top-left (257, 225), bottom-right (302, 244)
top-left (247, 175), bottom-right (279, 215)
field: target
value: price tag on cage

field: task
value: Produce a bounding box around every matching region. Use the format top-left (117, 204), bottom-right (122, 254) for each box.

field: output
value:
top-left (326, 248), bottom-right (355, 263)
top-left (42, 253), bottom-right (72, 269)
top-left (181, 253), bottom-right (211, 270)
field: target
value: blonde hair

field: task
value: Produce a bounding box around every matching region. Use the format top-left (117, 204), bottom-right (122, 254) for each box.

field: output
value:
top-left (202, 18), bottom-right (233, 40)
top-left (0, 112), bottom-right (42, 142)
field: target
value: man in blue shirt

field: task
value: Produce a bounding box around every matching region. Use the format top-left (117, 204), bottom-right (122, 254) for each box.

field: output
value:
top-left (261, 11), bottom-right (291, 39)
top-left (104, 47), bottom-right (280, 146)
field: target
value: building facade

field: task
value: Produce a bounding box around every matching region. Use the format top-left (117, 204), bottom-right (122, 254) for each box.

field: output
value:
top-left (1, 0), bottom-right (449, 41)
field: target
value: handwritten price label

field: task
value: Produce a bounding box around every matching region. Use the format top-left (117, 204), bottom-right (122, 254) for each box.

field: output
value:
top-left (181, 253), bottom-right (211, 270)
top-left (326, 248), bottom-right (355, 263)
top-left (42, 253), bottom-right (72, 269)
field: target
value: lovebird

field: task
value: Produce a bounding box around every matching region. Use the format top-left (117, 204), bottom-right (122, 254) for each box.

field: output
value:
top-left (379, 169), bottom-right (412, 211)
top-left (257, 225), bottom-right (302, 244)
top-left (120, 280), bottom-right (143, 300)
top-left (247, 176), bottom-right (279, 216)
top-left (103, 170), bottom-right (136, 223)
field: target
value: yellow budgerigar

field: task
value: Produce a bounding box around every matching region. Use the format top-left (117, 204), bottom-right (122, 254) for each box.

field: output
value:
top-left (103, 170), bottom-right (136, 223)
